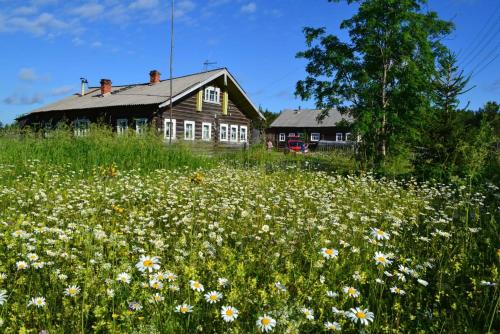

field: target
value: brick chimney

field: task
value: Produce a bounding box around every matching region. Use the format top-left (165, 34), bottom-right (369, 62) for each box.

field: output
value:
top-left (149, 70), bottom-right (161, 84)
top-left (100, 79), bottom-right (112, 95)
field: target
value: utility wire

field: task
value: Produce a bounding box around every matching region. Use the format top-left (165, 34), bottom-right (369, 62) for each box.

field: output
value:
top-left (462, 25), bottom-right (500, 70)
top-left (458, 3), bottom-right (500, 67)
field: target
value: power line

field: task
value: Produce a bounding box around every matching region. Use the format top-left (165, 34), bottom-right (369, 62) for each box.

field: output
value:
top-left (469, 52), bottom-right (500, 80)
top-left (462, 24), bottom-right (500, 71)
top-left (458, 3), bottom-right (500, 67)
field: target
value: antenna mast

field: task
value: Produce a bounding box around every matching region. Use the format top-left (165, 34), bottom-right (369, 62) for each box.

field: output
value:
top-left (203, 60), bottom-right (217, 72)
top-left (168, 0), bottom-right (175, 144)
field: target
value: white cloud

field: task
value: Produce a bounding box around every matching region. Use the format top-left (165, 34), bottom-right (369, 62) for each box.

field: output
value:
top-left (4, 12), bottom-right (69, 36)
top-left (241, 2), bottom-right (257, 14)
top-left (129, 0), bottom-right (159, 10)
top-left (175, 0), bottom-right (196, 18)
top-left (70, 3), bottom-right (104, 18)
top-left (51, 86), bottom-right (74, 96)
top-left (12, 6), bottom-right (38, 15)
top-left (91, 41), bottom-right (103, 48)
top-left (3, 93), bottom-right (44, 105)
top-left (18, 68), bottom-right (38, 82)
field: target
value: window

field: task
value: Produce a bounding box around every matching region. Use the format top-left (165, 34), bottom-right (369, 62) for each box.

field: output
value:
top-left (184, 120), bottom-right (195, 140)
top-left (345, 132), bottom-right (352, 142)
top-left (204, 86), bottom-right (221, 104)
top-left (230, 125), bottom-right (238, 142)
top-left (279, 133), bottom-right (285, 142)
top-left (289, 132), bottom-right (296, 137)
top-left (311, 133), bottom-right (320, 142)
top-left (117, 119), bottom-right (128, 135)
top-left (74, 119), bottom-right (90, 137)
top-left (164, 119), bottom-right (176, 140)
top-left (135, 118), bottom-right (148, 134)
top-left (239, 126), bottom-right (248, 142)
top-left (220, 123), bottom-right (228, 141)
top-left (202, 122), bottom-right (212, 141)
top-left (336, 133), bottom-right (344, 142)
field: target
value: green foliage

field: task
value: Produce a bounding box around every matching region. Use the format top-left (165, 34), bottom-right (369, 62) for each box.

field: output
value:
top-left (296, 0), bottom-right (453, 164)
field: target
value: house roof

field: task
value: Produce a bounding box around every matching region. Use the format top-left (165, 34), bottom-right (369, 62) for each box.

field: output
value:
top-left (17, 68), bottom-right (264, 120)
top-left (270, 108), bottom-right (351, 128)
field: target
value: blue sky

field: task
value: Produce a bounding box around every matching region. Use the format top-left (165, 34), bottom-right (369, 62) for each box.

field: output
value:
top-left (0, 0), bottom-right (498, 124)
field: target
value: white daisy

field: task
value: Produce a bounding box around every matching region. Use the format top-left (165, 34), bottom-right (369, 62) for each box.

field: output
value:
top-left (390, 286), bottom-right (406, 295)
top-left (301, 307), bottom-right (314, 320)
top-left (189, 280), bottom-right (204, 292)
top-left (346, 307), bottom-right (374, 326)
top-left (117, 272), bottom-right (131, 284)
top-left (135, 255), bottom-right (160, 273)
top-left (149, 279), bottom-right (163, 290)
top-left (150, 293), bottom-right (164, 303)
top-left (205, 291), bottom-right (223, 304)
top-left (218, 277), bottom-right (229, 288)
top-left (221, 305), bottom-right (239, 322)
top-left (175, 303), bottom-right (193, 314)
top-left (16, 261), bottom-right (29, 270)
top-left (165, 272), bottom-right (177, 282)
top-left (326, 290), bottom-right (338, 298)
top-left (0, 290), bottom-right (7, 305)
top-left (64, 285), bottom-right (81, 297)
top-left (324, 321), bottom-right (341, 331)
top-left (28, 296), bottom-right (46, 308)
top-left (320, 248), bottom-right (339, 259)
top-left (256, 314), bottom-right (276, 332)
top-left (417, 279), bottom-right (429, 286)
top-left (343, 286), bottom-right (360, 298)
top-left (374, 251), bottom-right (393, 266)
top-left (370, 227), bottom-right (390, 240)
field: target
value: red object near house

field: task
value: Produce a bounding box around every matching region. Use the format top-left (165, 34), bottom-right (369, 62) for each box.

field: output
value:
top-left (288, 140), bottom-right (305, 152)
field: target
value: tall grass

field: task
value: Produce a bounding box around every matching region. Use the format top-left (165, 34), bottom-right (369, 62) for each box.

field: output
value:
top-left (0, 126), bottom-right (215, 175)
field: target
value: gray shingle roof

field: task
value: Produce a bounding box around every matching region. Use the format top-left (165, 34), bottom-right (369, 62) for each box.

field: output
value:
top-left (270, 108), bottom-right (351, 128)
top-left (27, 69), bottom-right (222, 114)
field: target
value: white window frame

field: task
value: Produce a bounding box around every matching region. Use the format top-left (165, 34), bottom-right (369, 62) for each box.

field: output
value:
top-left (239, 125), bottom-right (248, 142)
top-left (230, 125), bottom-right (238, 142)
top-left (345, 132), bottom-right (352, 142)
top-left (202, 122), bottom-right (212, 141)
top-left (135, 118), bottom-right (148, 134)
top-left (336, 132), bottom-right (344, 142)
top-left (220, 123), bottom-right (228, 142)
top-left (204, 86), bottom-right (221, 104)
top-left (74, 119), bottom-right (90, 137)
top-left (279, 133), bottom-right (285, 142)
top-left (184, 120), bottom-right (195, 141)
top-left (164, 119), bottom-right (176, 140)
top-left (311, 133), bottom-right (320, 142)
top-left (117, 119), bottom-right (128, 135)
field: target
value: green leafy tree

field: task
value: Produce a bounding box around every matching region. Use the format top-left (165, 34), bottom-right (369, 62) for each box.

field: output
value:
top-left (296, 0), bottom-right (453, 166)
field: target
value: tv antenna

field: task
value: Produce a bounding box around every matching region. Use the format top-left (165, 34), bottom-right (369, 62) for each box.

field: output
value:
top-left (203, 60), bottom-right (217, 71)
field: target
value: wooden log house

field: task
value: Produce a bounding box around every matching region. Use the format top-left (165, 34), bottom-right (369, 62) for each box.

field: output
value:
top-left (17, 68), bottom-right (265, 146)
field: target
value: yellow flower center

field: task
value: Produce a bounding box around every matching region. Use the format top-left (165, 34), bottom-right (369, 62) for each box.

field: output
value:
top-left (325, 249), bottom-right (334, 255)
top-left (69, 288), bottom-right (77, 294)
top-left (261, 318), bottom-right (271, 326)
top-left (143, 259), bottom-right (153, 267)
top-left (377, 256), bottom-right (386, 263)
top-left (377, 230), bottom-right (384, 235)
top-left (225, 309), bottom-right (234, 316)
top-left (210, 295), bottom-right (218, 300)
top-left (356, 311), bottom-right (366, 319)
top-left (180, 307), bottom-right (188, 313)
top-left (193, 282), bottom-right (200, 288)
top-left (348, 288), bottom-right (356, 295)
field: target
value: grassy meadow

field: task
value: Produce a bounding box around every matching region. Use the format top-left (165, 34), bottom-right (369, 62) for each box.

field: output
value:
top-left (0, 130), bottom-right (498, 333)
